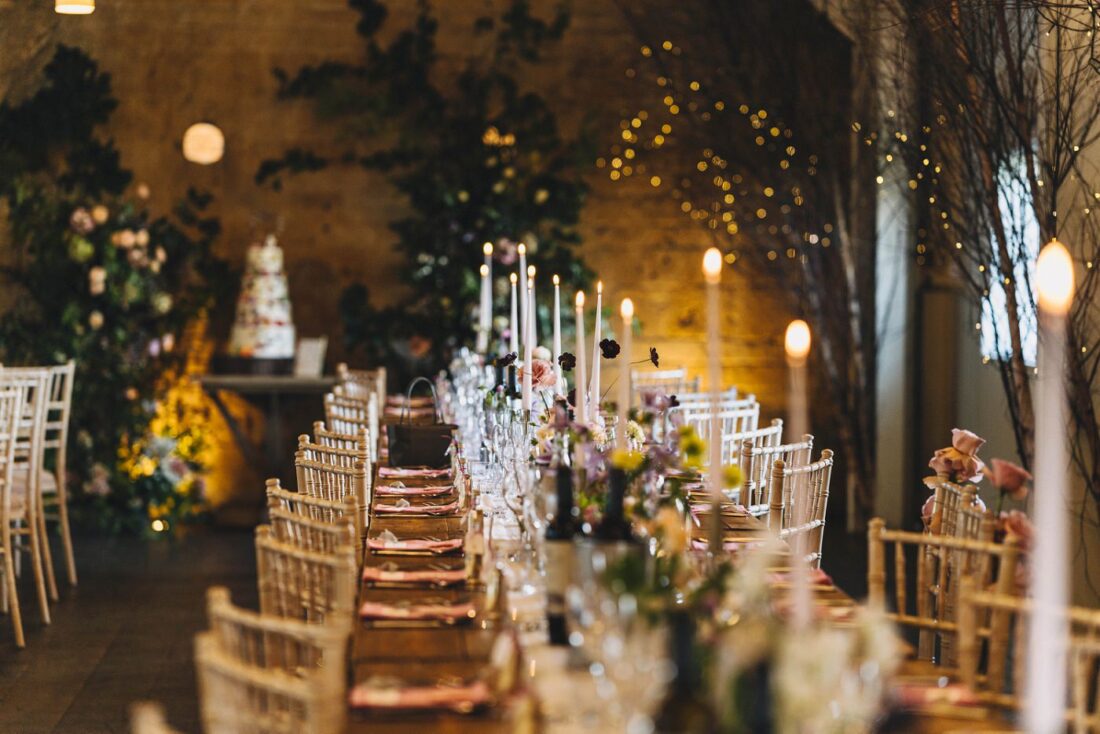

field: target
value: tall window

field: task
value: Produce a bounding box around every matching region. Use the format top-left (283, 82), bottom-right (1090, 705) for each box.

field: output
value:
top-left (980, 161), bottom-right (1039, 367)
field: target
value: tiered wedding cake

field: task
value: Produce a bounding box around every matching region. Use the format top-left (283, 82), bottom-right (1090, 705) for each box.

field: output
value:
top-left (228, 235), bottom-right (296, 359)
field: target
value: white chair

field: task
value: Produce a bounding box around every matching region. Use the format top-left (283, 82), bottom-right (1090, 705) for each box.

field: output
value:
top-left (683, 396), bottom-right (760, 467)
top-left (254, 525), bottom-right (355, 628)
top-left (41, 361), bottom-right (77, 587)
top-left (631, 367), bottom-right (701, 399)
top-left (768, 449), bottom-right (834, 567)
top-left (739, 422), bottom-right (815, 517)
top-left (0, 369), bottom-right (54, 618)
top-left (0, 388), bottom-right (26, 647)
top-left (194, 631), bottom-right (343, 734)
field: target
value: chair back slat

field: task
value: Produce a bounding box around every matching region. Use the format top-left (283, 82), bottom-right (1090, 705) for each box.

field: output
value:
top-left (254, 526), bottom-right (355, 629)
top-left (769, 449), bottom-right (834, 567)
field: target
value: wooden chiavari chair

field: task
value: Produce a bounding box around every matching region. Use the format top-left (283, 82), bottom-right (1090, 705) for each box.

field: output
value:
top-left (311, 421), bottom-right (359, 451)
top-left (768, 449), bottom-right (834, 567)
top-left (630, 367), bottom-right (701, 399)
top-left (194, 631), bottom-right (343, 734)
top-left (868, 518), bottom-right (1021, 664)
top-left (335, 363), bottom-right (386, 411)
top-left (0, 369), bottom-right (54, 617)
top-left (267, 497), bottom-right (356, 556)
top-left (0, 388), bottom-right (26, 647)
top-left (958, 582), bottom-right (1100, 730)
top-left (298, 427), bottom-right (369, 471)
top-left (324, 390), bottom-right (379, 463)
top-left (739, 422), bottom-right (815, 517)
top-left (294, 446), bottom-right (369, 539)
top-left (254, 526), bottom-right (355, 629)
top-left (129, 702), bottom-right (184, 734)
top-left (265, 480), bottom-right (363, 554)
top-left (205, 586), bottom-right (347, 696)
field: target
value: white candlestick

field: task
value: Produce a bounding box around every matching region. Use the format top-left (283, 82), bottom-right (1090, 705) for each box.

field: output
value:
top-left (528, 265), bottom-right (537, 350)
top-left (617, 298), bottom-right (634, 450)
top-left (552, 275), bottom-right (562, 395)
top-left (574, 291), bottom-right (588, 424)
top-left (590, 280), bottom-right (603, 414)
top-left (1026, 239), bottom-right (1074, 734)
top-left (522, 278), bottom-right (534, 412)
top-left (477, 263), bottom-right (490, 353)
top-left (703, 248), bottom-right (724, 555)
top-left (785, 318), bottom-right (812, 628)
top-left (518, 243), bottom-right (528, 355)
top-left (509, 274), bottom-right (519, 355)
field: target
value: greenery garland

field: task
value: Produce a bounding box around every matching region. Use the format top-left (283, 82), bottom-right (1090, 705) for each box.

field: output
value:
top-left (0, 45), bottom-right (228, 535)
top-left (259, 0), bottom-right (592, 378)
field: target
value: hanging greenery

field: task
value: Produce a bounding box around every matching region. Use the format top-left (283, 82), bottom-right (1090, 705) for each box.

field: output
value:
top-left (0, 45), bottom-right (229, 535)
top-left (258, 0), bottom-right (592, 376)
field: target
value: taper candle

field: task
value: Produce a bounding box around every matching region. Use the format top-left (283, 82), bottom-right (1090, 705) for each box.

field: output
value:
top-left (552, 275), bottom-right (563, 395)
top-left (528, 265), bottom-right (538, 350)
top-left (509, 273), bottom-right (519, 355)
top-left (617, 298), bottom-right (634, 450)
top-left (1026, 238), bottom-right (1074, 734)
top-left (523, 276), bottom-right (534, 411)
top-left (575, 291), bottom-right (588, 424)
top-left (785, 318), bottom-right (812, 628)
top-left (518, 243), bottom-right (528, 354)
top-left (702, 248), bottom-right (724, 555)
top-left (477, 263), bottom-right (490, 353)
top-left (590, 280), bottom-right (603, 414)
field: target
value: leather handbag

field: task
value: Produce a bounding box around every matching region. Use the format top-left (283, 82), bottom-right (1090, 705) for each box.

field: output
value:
top-left (385, 377), bottom-right (456, 469)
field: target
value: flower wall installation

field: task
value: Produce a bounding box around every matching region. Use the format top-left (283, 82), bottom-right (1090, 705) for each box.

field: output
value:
top-left (0, 45), bottom-right (228, 535)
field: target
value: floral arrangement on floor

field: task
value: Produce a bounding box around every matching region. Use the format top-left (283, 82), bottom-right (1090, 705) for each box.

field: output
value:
top-left (0, 46), bottom-right (227, 535)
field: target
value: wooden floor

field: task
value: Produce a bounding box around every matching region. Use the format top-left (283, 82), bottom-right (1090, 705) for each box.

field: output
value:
top-left (0, 529), bottom-right (256, 734)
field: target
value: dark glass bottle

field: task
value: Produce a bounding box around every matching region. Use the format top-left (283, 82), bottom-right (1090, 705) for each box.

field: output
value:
top-left (594, 468), bottom-right (634, 541)
top-left (543, 443), bottom-right (577, 646)
top-left (654, 612), bottom-right (719, 733)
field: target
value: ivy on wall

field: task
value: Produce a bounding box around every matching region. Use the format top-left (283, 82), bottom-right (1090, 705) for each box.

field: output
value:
top-left (259, 0), bottom-right (592, 378)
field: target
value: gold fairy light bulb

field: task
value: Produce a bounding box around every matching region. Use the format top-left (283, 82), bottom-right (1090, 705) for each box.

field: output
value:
top-left (702, 247), bottom-right (722, 284)
top-left (182, 122), bottom-right (224, 164)
top-left (785, 319), bottom-right (812, 363)
top-left (1036, 239), bottom-right (1075, 315)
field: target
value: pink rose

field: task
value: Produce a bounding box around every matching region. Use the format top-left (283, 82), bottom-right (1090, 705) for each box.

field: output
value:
top-left (951, 428), bottom-right (986, 455)
top-left (928, 447), bottom-right (985, 484)
top-left (998, 510), bottom-right (1034, 553)
top-left (519, 358), bottom-right (557, 390)
top-left (986, 458), bottom-right (1031, 501)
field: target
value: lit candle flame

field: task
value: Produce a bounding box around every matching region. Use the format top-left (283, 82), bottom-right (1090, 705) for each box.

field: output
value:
top-left (483, 242), bottom-right (493, 256)
top-left (575, 290), bottom-right (585, 307)
top-left (480, 264), bottom-right (489, 277)
top-left (517, 242), bottom-right (526, 256)
top-left (1037, 239), bottom-right (1074, 315)
top-left (510, 273), bottom-right (518, 285)
top-left (528, 264), bottom-right (536, 277)
top-left (552, 274), bottom-right (560, 286)
top-left (785, 319), bottom-right (811, 363)
top-left (703, 247), bottom-right (722, 284)
top-left (620, 298), bottom-right (634, 319)
top-left (597, 280), bottom-right (603, 294)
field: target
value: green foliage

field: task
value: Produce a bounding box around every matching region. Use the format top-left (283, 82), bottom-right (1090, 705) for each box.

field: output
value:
top-left (260, 0), bottom-right (592, 376)
top-left (0, 45), bottom-right (228, 535)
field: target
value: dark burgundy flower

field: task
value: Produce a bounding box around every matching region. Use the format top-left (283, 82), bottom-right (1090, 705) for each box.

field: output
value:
top-left (567, 388), bottom-right (577, 408)
top-left (649, 347), bottom-right (659, 368)
top-left (668, 394), bottom-right (680, 408)
top-left (558, 352), bottom-right (577, 372)
top-left (599, 338), bottom-right (620, 359)
top-left (496, 352), bottom-right (518, 368)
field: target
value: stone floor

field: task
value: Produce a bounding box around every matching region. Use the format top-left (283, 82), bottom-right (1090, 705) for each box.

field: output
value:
top-left (0, 529), bottom-right (256, 734)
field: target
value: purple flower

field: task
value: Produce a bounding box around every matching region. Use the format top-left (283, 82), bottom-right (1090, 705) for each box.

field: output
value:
top-left (558, 352), bottom-right (577, 372)
top-left (599, 338), bottom-right (620, 359)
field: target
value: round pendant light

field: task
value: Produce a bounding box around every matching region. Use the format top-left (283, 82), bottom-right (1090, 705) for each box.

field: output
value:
top-left (182, 122), bottom-right (225, 165)
top-left (55, 0), bottom-right (95, 14)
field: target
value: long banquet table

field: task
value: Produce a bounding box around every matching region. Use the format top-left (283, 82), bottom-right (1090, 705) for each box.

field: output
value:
top-left (346, 458), bottom-right (1019, 733)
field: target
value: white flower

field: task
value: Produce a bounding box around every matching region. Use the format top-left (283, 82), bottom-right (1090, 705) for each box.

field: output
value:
top-left (135, 229), bottom-right (149, 247)
top-left (118, 229), bottom-right (136, 248)
top-left (626, 419), bottom-right (646, 447)
top-left (152, 293), bottom-right (172, 314)
top-left (91, 205), bottom-right (109, 224)
top-left (533, 345), bottom-right (551, 361)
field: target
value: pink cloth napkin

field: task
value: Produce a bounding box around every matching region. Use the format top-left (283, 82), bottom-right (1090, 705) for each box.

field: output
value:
top-left (378, 466), bottom-right (453, 479)
top-left (359, 600), bottom-right (475, 621)
top-left (367, 537), bottom-right (463, 553)
top-left (689, 503), bottom-right (749, 516)
top-left (374, 500), bottom-right (460, 516)
top-left (767, 568), bottom-right (834, 587)
top-left (349, 680), bottom-right (491, 710)
top-left (362, 566), bottom-right (467, 585)
top-left (375, 484), bottom-right (453, 497)
top-left (690, 538), bottom-right (767, 552)
top-left (893, 682), bottom-right (982, 708)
